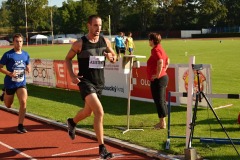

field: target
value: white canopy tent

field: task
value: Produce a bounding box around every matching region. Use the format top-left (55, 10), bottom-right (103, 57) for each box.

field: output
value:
top-left (30, 34), bottom-right (48, 45)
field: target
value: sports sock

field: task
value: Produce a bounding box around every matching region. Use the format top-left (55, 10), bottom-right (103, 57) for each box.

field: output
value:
top-left (68, 118), bottom-right (76, 127)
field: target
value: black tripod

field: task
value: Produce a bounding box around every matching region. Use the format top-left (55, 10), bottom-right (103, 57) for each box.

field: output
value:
top-left (187, 64), bottom-right (240, 156)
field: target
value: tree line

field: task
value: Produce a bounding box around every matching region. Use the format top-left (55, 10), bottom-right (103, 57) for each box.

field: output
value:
top-left (0, 0), bottom-right (239, 38)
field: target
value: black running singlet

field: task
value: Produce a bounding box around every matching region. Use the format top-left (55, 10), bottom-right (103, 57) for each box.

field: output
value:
top-left (77, 36), bottom-right (107, 86)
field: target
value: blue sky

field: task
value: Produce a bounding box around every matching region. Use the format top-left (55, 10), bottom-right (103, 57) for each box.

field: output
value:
top-left (49, 0), bottom-right (66, 7)
top-left (0, 0), bottom-right (69, 7)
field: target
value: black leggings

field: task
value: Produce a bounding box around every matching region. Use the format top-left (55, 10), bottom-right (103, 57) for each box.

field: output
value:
top-left (150, 75), bottom-right (169, 118)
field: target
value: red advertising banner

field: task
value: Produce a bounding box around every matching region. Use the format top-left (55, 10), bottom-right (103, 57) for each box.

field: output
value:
top-left (27, 58), bottom-right (210, 105)
top-left (131, 66), bottom-right (176, 102)
top-left (54, 60), bottom-right (79, 90)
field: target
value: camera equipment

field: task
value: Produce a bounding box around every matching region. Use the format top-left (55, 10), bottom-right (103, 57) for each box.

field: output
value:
top-left (188, 64), bottom-right (239, 156)
top-left (192, 64), bottom-right (203, 71)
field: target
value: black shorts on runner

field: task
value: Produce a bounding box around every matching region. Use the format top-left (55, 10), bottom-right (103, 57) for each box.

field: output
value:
top-left (5, 86), bottom-right (27, 95)
top-left (115, 46), bottom-right (126, 54)
top-left (78, 82), bottom-right (103, 100)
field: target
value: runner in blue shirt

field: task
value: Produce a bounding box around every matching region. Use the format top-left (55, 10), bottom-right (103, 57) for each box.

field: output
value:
top-left (114, 32), bottom-right (126, 61)
top-left (0, 33), bottom-right (31, 134)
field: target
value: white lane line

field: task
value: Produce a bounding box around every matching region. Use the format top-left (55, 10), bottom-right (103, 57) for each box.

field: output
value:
top-left (0, 141), bottom-right (37, 160)
top-left (214, 104), bottom-right (233, 110)
top-left (52, 146), bottom-right (98, 156)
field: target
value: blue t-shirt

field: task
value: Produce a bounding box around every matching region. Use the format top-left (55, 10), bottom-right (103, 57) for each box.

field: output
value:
top-left (0, 49), bottom-right (30, 89)
top-left (115, 36), bottom-right (125, 48)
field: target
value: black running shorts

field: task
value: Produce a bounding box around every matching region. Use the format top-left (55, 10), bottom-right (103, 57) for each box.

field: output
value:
top-left (78, 81), bottom-right (103, 100)
top-left (5, 86), bottom-right (27, 95)
top-left (115, 46), bottom-right (126, 54)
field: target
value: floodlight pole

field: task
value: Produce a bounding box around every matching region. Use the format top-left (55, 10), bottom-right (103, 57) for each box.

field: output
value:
top-left (108, 15), bottom-right (111, 42)
top-left (50, 6), bottom-right (53, 45)
top-left (25, 0), bottom-right (28, 46)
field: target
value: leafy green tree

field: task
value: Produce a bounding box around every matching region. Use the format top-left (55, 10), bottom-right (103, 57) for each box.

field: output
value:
top-left (196, 0), bottom-right (227, 28)
top-left (220, 0), bottom-right (240, 26)
top-left (80, 0), bottom-right (98, 33)
top-left (5, 0), bottom-right (25, 33)
top-left (59, 0), bottom-right (80, 34)
top-left (128, 0), bottom-right (158, 32)
top-left (57, 0), bottom-right (97, 34)
top-left (0, 1), bottom-right (11, 28)
top-left (27, 0), bottom-right (49, 31)
top-left (155, 0), bottom-right (181, 31)
top-left (97, 0), bottom-right (128, 34)
top-left (51, 6), bottom-right (62, 34)
top-left (5, 0), bottom-right (49, 33)
top-left (0, 0), bottom-right (237, 36)
top-left (169, 0), bottom-right (199, 30)
top-left (183, 0), bottom-right (199, 29)
top-left (155, 0), bottom-right (227, 30)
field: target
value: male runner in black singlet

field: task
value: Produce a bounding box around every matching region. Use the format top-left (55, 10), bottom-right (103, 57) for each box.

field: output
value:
top-left (65, 15), bottom-right (116, 159)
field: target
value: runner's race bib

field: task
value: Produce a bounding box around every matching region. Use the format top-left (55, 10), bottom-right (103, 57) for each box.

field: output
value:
top-left (12, 69), bottom-right (25, 82)
top-left (89, 56), bottom-right (105, 69)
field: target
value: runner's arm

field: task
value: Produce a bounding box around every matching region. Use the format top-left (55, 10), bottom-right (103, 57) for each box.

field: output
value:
top-left (104, 38), bottom-right (117, 63)
top-left (65, 40), bottom-right (82, 84)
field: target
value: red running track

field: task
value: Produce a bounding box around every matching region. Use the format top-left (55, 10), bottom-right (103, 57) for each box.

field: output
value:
top-left (0, 107), bottom-right (158, 160)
